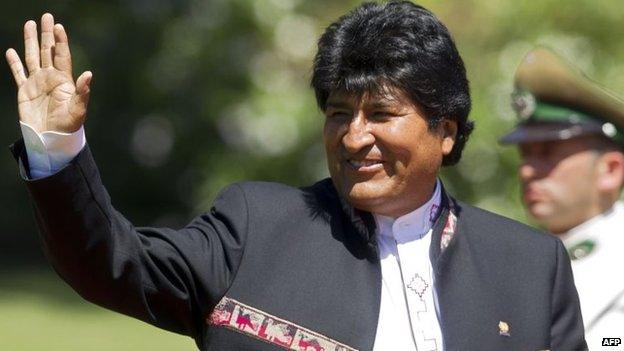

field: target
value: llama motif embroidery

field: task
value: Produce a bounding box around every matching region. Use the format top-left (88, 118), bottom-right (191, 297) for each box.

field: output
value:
top-left (207, 297), bottom-right (357, 351)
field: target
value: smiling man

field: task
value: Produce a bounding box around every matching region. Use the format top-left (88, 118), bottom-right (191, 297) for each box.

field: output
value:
top-left (8, 2), bottom-right (586, 350)
top-left (323, 88), bottom-right (457, 218)
top-left (500, 48), bottom-right (624, 348)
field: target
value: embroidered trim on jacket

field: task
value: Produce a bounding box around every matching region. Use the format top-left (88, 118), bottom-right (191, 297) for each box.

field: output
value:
top-left (207, 296), bottom-right (358, 351)
top-left (441, 209), bottom-right (457, 251)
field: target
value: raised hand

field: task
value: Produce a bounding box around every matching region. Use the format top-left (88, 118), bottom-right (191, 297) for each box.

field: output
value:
top-left (6, 13), bottom-right (92, 134)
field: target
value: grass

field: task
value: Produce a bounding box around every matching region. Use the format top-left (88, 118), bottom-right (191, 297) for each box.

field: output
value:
top-left (0, 267), bottom-right (195, 351)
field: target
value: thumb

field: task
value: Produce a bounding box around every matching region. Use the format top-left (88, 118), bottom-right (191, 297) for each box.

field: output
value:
top-left (69, 71), bottom-right (92, 119)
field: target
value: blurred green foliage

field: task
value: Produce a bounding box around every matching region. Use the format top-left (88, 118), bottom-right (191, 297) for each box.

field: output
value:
top-left (1, 0), bottom-right (623, 349)
top-left (0, 268), bottom-right (195, 349)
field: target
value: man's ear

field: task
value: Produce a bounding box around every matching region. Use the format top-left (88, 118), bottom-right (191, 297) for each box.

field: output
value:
top-left (440, 119), bottom-right (458, 155)
top-left (596, 151), bottom-right (624, 192)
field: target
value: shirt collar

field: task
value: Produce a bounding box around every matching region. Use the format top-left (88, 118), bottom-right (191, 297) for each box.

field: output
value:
top-left (374, 180), bottom-right (442, 243)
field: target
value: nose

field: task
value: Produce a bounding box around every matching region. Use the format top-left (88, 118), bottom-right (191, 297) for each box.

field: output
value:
top-left (342, 113), bottom-right (375, 154)
top-left (519, 162), bottom-right (536, 182)
top-left (519, 154), bottom-right (547, 182)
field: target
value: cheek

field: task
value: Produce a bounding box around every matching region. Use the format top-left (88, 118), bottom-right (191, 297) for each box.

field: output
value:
top-left (555, 156), bottom-right (597, 183)
top-left (410, 137), bottom-right (443, 168)
top-left (543, 162), bottom-right (594, 200)
top-left (323, 123), bottom-right (341, 156)
top-left (381, 124), bottom-right (418, 161)
top-left (386, 140), bottom-right (442, 182)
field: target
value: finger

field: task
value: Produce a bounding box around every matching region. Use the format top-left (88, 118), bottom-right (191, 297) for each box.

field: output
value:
top-left (75, 71), bottom-right (92, 95)
top-left (70, 71), bottom-right (92, 119)
top-left (40, 13), bottom-right (55, 68)
top-left (5, 49), bottom-right (27, 87)
top-left (23, 20), bottom-right (40, 73)
top-left (53, 23), bottom-right (72, 74)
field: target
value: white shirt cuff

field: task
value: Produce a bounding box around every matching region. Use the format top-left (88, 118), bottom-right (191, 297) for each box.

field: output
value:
top-left (20, 121), bottom-right (86, 179)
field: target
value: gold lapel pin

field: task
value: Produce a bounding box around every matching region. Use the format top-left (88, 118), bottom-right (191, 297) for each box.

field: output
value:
top-left (498, 321), bottom-right (510, 337)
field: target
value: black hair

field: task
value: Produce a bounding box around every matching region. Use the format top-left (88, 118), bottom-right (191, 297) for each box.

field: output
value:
top-left (311, 1), bottom-right (474, 166)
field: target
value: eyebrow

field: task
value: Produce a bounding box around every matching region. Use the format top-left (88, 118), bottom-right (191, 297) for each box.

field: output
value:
top-left (368, 101), bottom-right (397, 109)
top-left (325, 100), bottom-right (399, 110)
top-left (325, 101), bottom-right (353, 110)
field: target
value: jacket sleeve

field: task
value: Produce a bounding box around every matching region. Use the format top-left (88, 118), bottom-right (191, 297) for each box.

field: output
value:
top-left (10, 139), bottom-right (249, 341)
top-left (550, 239), bottom-right (588, 350)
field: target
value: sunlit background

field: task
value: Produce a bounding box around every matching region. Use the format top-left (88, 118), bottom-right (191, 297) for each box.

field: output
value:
top-left (1, 0), bottom-right (623, 349)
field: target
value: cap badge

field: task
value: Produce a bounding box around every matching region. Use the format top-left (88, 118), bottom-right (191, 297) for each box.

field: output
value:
top-left (602, 123), bottom-right (617, 138)
top-left (511, 91), bottom-right (536, 120)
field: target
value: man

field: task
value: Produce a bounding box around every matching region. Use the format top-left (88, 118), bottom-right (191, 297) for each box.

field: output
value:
top-left (500, 47), bottom-right (624, 347)
top-left (7, 2), bottom-right (586, 350)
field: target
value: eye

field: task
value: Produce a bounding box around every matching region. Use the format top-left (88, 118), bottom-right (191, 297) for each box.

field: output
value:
top-left (371, 111), bottom-right (395, 120)
top-left (520, 143), bottom-right (552, 160)
top-left (538, 143), bottom-right (556, 158)
top-left (326, 111), bottom-right (351, 119)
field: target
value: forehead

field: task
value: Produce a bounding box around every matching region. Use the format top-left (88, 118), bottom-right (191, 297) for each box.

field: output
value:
top-left (518, 137), bottom-right (596, 156)
top-left (326, 86), bottom-right (416, 109)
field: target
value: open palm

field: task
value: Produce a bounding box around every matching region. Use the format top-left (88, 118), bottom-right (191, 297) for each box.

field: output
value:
top-left (6, 13), bottom-right (92, 134)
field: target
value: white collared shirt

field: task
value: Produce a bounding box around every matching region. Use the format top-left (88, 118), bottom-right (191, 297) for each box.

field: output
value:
top-left (19, 123), bottom-right (445, 350)
top-left (373, 182), bottom-right (444, 351)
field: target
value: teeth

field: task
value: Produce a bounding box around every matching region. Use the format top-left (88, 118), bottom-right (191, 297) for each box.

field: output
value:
top-left (349, 160), bottom-right (382, 168)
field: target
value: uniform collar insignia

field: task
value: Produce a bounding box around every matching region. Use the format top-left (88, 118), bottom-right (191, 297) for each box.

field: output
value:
top-left (567, 239), bottom-right (596, 261)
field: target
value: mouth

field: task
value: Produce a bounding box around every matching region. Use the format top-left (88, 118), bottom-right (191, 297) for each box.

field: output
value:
top-left (522, 186), bottom-right (544, 204)
top-left (346, 159), bottom-right (384, 172)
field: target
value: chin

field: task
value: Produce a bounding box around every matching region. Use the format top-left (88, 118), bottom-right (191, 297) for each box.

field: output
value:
top-left (343, 181), bottom-right (394, 209)
top-left (527, 203), bottom-right (555, 223)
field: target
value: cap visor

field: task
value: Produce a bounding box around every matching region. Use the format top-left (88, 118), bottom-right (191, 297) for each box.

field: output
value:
top-left (499, 122), bottom-right (603, 144)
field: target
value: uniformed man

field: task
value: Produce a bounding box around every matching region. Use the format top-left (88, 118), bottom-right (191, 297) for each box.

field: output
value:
top-left (500, 47), bottom-right (624, 347)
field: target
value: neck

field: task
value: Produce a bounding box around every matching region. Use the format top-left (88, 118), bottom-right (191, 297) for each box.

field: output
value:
top-left (379, 181), bottom-right (439, 219)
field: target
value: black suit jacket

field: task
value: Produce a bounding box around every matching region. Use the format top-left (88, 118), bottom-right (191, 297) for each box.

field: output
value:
top-left (12, 140), bottom-right (587, 350)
